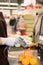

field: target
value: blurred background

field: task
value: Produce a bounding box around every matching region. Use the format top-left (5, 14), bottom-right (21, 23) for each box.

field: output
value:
top-left (0, 0), bottom-right (43, 36)
top-left (0, 0), bottom-right (43, 65)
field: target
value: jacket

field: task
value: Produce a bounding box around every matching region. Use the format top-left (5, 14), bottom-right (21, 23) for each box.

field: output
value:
top-left (0, 12), bottom-right (9, 65)
top-left (33, 12), bottom-right (43, 42)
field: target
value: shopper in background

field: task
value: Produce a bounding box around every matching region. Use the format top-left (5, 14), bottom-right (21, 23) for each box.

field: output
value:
top-left (16, 15), bottom-right (27, 36)
top-left (0, 12), bottom-right (9, 65)
top-left (17, 15), bottom-right (24, 22)
top-left (33, 12), bottom-right (43, 43)
top-left (9, 15), bottom-right (17, 34)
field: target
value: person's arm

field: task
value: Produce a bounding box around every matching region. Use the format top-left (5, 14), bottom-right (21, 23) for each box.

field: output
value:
top-left (0, 35), bottom-right (31, 47)
top-left (0, 37), bottom-right (16, 46)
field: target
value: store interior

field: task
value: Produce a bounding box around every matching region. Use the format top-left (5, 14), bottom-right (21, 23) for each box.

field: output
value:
top-left (0, 0), bottom-right (43, 65)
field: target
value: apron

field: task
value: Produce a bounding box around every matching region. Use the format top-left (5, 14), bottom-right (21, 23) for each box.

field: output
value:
top-left (0, 45), bottom-right (9, 65)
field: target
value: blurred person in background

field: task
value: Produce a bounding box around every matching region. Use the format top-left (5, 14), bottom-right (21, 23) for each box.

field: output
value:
top-left (9, 15), bottom-right (17, 34)
top-left (0, 12), bottom-right (9, 65)
top-left (16, 15), bottom-right (27, 36)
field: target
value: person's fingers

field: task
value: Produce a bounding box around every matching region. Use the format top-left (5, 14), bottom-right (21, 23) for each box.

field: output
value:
top-left (0, 38), bottom-right (2, 44)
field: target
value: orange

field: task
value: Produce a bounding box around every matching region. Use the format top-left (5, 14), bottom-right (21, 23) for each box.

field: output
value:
top-left (18, 53), bottom-right (24, 62)
top-left (30, 57), bottom-right (38, 65)
top-left (22, 58), bottom-right (29, 65)
top-left (27, 53), bottom-right (33, 58)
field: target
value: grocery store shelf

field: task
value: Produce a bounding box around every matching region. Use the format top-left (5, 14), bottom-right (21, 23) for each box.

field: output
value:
top-left (0, 6), bottom-right (18, 9)
top-left (0, 2), bottom-right (18, 6)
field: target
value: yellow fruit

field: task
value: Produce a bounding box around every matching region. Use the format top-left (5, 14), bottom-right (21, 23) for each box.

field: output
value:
top-left (30, 57), bottom-right (38, 65)
top-left (22, 58), bottom-right (29, 65)
top-left (18, 53), bottom-right (24, 62)
top-left (28, 54), bottom-right (33, 58)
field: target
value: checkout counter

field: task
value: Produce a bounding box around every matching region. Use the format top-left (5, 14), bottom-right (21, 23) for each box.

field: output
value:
top-left (8, 13), bottom-right (43, 65)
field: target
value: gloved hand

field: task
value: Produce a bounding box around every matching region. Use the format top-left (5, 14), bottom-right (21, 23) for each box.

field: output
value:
top-left (14, 36), bottom-right (26, 47)
top-left (14, 35), bottom-right (32, 47)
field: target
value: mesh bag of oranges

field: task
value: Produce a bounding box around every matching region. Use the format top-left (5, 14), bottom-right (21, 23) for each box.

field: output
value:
top-left (18, 48), bottom-right (38, 65)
